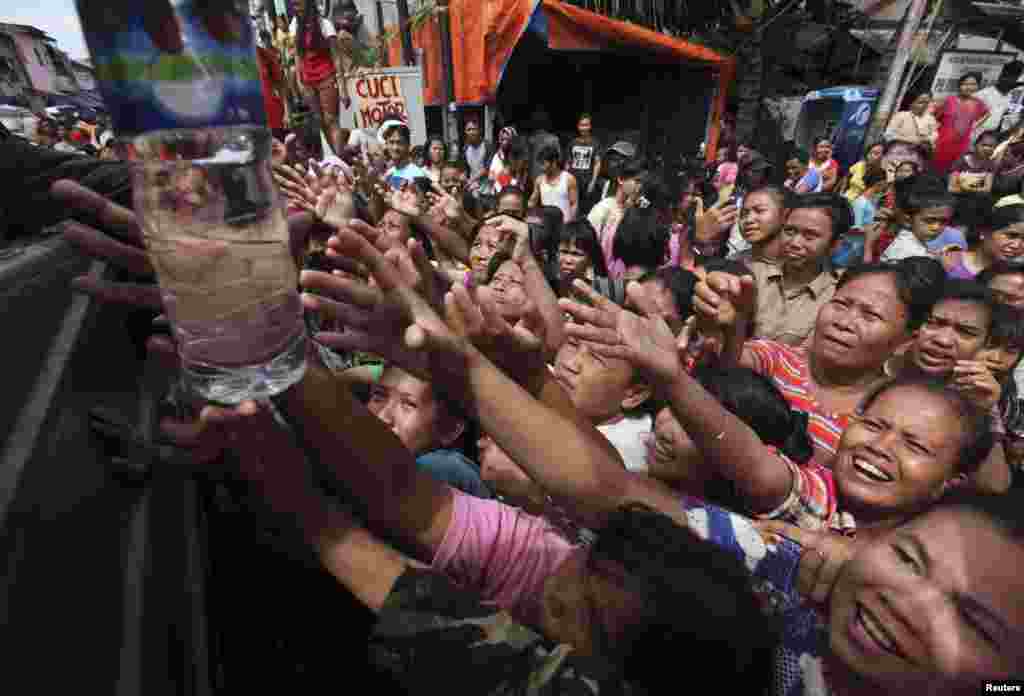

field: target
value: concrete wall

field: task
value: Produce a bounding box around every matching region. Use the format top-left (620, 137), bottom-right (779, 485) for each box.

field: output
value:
top-left (0, 34), bottom-right (30, 100)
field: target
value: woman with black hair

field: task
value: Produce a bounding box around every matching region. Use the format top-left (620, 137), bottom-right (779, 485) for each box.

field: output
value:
top-left (291, 0), bottom-right (346, 156)
top-left (933, 72), bottom-right (990, 174)
top-left (643, 366), bottom-right (814, 504)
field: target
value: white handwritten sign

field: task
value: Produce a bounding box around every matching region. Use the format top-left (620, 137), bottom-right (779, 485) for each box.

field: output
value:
top-left (340, 66), bottom-right (426, 145)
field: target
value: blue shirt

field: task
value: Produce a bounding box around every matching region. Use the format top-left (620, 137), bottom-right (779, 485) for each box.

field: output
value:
top-left (386, 162), bottom-right (430, 190)
top-left (680, 498), bottom-right (831, 696)
top-left (851, 196), bottom-right (877, 229)
top-left (925, 226), bottom-right (968, 254)
top-left (416, 449), bottom-right (492, 499)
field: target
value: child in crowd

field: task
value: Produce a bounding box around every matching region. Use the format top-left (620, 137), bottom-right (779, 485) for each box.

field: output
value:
top-left (832, 167), bottom-right (885, 267)
top-left (879, 186), bottom-right (961, 262)
top-left (784, 150), bottom-right (821, 194)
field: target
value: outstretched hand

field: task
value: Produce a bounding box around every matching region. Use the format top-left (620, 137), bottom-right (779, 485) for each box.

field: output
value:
top-left (692, 267), bottom-right (756, 329)
top-left (299, 220), bottom-right (472, 386)
top-left (559, 279), bottom-right (682, 383)
top-left (53, 180), bottom-right (321, 313)
top-left (754, 520), bottom-right (858, 606)
top-left (447, 284), bottom-right (547, 386)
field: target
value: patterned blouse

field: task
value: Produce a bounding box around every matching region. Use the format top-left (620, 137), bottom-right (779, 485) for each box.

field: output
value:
top-left (680, 499), bottom-right (834, 695)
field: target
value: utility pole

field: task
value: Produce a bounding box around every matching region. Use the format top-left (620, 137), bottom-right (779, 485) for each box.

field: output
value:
top-left (437, 0), bottom-right (459, 158)
top-left (865, 0), bottom-right (930, 144)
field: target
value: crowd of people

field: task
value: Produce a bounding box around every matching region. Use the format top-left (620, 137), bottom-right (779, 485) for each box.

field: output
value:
top-left (5, 16), bottom-right (1024, 694)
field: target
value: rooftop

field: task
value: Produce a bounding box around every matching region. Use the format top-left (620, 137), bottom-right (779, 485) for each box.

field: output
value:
top-left (0, 23), bottom-right (54, 42)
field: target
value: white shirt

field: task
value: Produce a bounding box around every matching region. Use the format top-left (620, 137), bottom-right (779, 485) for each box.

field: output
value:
top-left (290, 16), bottom-right (337, 41)
top-left (587, 196), bottom-right (621, 237)
top-left (537, 170), bottom-right (573, 222)
top-left (598, 415), bottom-right (653, 473)
top-left (880, 228), bottom-right (929, 262)
top-left (974, 86), bottom-right (1012, 139)
top-left (465, 142), bottom-right (488, 181)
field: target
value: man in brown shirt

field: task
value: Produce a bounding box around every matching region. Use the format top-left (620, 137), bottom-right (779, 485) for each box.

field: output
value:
top-left (750, 193), bottom-right (851, 346)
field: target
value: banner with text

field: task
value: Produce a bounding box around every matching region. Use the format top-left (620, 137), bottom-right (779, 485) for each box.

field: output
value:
top-left (930, 50), bottom-right (1018, 101)
top-left (341, 66), bottom-right (426, 145)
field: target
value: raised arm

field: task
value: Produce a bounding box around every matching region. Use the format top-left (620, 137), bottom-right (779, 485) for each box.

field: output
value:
top-left (411, 209), bottom-right (471, 264)
top-left (691, 268), bottom-right (757, 368)
top-left (485, 215), bottom-right (566, 358)
top-left (196, 400), bottom-right (412, 613)
top-left (567, 174), bottom-right (579, 222)
top-left (302, 226), bottom-right (678, 528)
top-left (561, 283), bottom-right (793, 513)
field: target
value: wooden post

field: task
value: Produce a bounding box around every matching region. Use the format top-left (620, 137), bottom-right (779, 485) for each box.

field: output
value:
top-left (437, 0), bottom-right (459, 157)
top-left (395, 0), bottom-right (415, 66)
top-left (865, 0), bottom-right (930, 144)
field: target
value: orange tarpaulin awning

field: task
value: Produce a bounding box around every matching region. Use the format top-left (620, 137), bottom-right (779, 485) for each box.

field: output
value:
top-left (388, 0), bottom-right (735, 156)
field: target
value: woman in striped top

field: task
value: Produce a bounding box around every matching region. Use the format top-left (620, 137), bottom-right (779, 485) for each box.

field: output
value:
top-left (695, 262), bottom-right (937, 463)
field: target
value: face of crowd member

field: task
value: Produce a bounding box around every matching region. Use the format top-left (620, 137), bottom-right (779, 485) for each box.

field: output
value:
top-left (982, 224), bottom-right (1024, 264)
top-left (578, 117), bottom-right (592, 139)
top-left (428, 140), bottom-right (445, 166)
top-left (498, 129), bottom-right (512, 149)
top-left (367, 367), bottom-right (463, 456)
top-left (815, 140), bottom-right (833, 163)
top-left (469, 225), bottom-right (506, 283)
top-left (959, 75), bottom-right (980, 98)
top-left (744, 162), bottom-right (771, 190)
top-left (779, 207), bottom-right (834, 272)
top-left (978, 341), bottom-right (1022, 383)
top-left (827, 506), bottom-right (1024, 693)
top-left (554, 337), bottom-right (650, 424)
top-left (539, 547), bottom-right (642, 657)
top-left (833, 384), bottom-right (965, 525)
top-left (464, 121), bottom-right (482, 146)
top-left (812, 271), bottom-right (912, 374)
top-left (910, 205), bottom-right (953, 244)
top-left (604, 152), bottom-right (625, 180)
top-left (543, 155), bottom-right (561, 176)
top-left (558, 239), bottom-right (590, 282)
top-left (975, 135), bottom-right (998, 161)
top-left (909, 299), bottom-right (991, 378)
top-left (895, 162), bottom-right (918, 181)
top-left (385, 129), bottom-right (410, 166)
top-left (737, 144), bottom-right (750, 163)
top-left (866, 143), bottom-right (885, 166)
top-left (615, 173), bottom-right (640, 204)
top-left (740, 191), bottom-right (786, 246)
top-left (985, 272), bottom-right (1024, 309)
top-left (910, 94), bottom-right (931, 116)
top-left (643, 407), bottom-right (707, 491)
top-left (488, 260), bottom-right (528, 321)
top-left (674, 180), bottom-right (698, 222)
top-left (882, 143), bottom-right (924, 176)
top-left (785, 158), bottom-right (806, 182)
top-left (497, 191), bottom-right (525, 217)
top-left (440, 165), bottom-right (464, 195)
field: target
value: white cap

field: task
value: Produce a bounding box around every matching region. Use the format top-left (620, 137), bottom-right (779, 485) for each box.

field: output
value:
top-left (377, 119), bottom-right (407, 144)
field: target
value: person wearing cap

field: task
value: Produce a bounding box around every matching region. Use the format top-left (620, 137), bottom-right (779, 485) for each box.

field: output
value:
top-left (590, 141), bottom-right (637, 203)
top-left (381, 121), bottom-right (429, 188)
